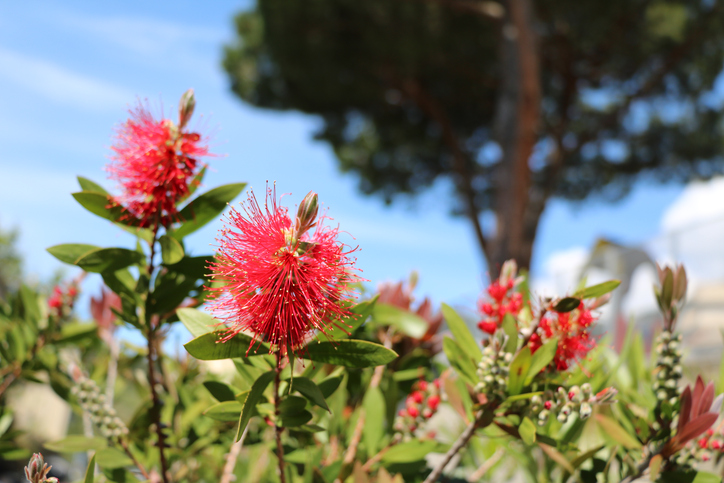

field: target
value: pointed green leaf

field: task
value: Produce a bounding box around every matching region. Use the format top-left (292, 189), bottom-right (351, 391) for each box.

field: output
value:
top-left (44, 436), bottom-right (108, 453)
top-left (174, 183), bottom-right (247, 239)
top-left (286, 376), bottom-right (330, 412)
top-left (441, 303), bottom-right (482, 361)
top-left (203, 381), bottom-right (238, 402)
top-left (501, 313), bottom-right (518, 353)
top-left (95, 447), bottom-right (133, 469)
top-left (47, 244), bottom-right (100, 265)
top-left (204, 401), bottom-right (243, 421)
top-left (83, 454), bottom-right (96, 483)
top-left (304, 340), bottom-right (397, 368)
top-left (442, 336), bottom-right (477, 385)
top-left (77, 176), bottom-right (108, 194)
top-left (519, 417), bottom-right (537, 445)
top-left (177, 307), bottom-right (216, 338)
top-left (508, 347), bottom-right (532, 396)
top-left (372, 303), bottom-right (428, 338)
top-left (318, 376), bottom-right (343, 399)
top-left (363, 386), bottom-right (385, 454)
top-left (280, 409), bottom-right (314, 428)
top-left (184, 331), bottom-right (268, 360)
top-left (74, 248), bottom-right (144, 273)
top-left (525, 338), bottom-right (558, 385)
top-left (72, 192), bottom-right (140, 226)
top-left (327, 296), bottom-right (378, 340)
top-left (381, 440), bottom-right (442, 463)
top-left (159, 235), bottom-right (184, 265)
top-left (594, 414), bottom-right (641, 449)
top-left (554, 297), bottom-right (580, 313)
top-left (237, 371), bottom-right (275, 439)
top-left (574, 280), bottom-right (621, 299)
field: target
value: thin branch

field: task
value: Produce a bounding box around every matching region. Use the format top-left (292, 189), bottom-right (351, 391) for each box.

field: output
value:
top-left (220, 426), bottom-right (249, 483)
top-left (274, 352), bottom-right (287, 483)
top-left (423, 410), bottom-right (486, 483)
top-left (467, 447), bottom-right (504, 482)
top-left (119, 439), bottom-right (151, 480)
top-left (335, 330), bottom-right (393, 483)
top-left (400, 79), bottom-right (490, 264)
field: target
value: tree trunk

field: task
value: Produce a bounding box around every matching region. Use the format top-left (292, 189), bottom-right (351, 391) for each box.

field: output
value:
top-left (489, 0), bottom-right (541, 277)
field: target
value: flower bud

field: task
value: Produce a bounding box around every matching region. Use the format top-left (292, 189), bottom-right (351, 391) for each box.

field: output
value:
top-left (579, 402), bottom-right (592, 419)
top-left (295, 191), bottom-right (319, 238)
top-left (178, 88), bottom-right (196, 129)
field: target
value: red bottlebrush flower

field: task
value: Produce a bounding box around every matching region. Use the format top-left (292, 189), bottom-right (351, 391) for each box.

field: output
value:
top-left (208, 187), bottom-right (360, 357)
top-left (107, 92), bottom-right (211, 228)
top-left (476, 262), bottom-right (526, 335)
top-left (529, 304), bottom-right (597, 371)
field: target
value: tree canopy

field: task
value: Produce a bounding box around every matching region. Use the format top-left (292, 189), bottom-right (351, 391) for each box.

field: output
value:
top-left (223, 0), bottom-right (724, 272)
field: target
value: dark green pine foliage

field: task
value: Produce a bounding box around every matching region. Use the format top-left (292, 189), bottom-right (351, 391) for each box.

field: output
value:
top-left (223, 0), bottom-right (724, 269)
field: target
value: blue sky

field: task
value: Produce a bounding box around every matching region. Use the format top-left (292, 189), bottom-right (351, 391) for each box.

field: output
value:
top-left (0, 1), bottom-right (688, 313)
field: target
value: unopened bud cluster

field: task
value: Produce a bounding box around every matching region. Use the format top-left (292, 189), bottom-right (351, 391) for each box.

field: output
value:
top-left (71, 375), bottom-right (128, 439)
top-left (474, 345), bottom-right (512, 400)
top-left (24, 453), bottom-right (58, 483)
top-left (529, 384), bottom-right (616, 426)
top-left (393, 378), bottom-right (442, 441)
top-left (675, 429), bottom-right (724, 466)
top-left (653, 331), bottom-right (684, 405)
top-left (48, 283), bottom-right (79, 319)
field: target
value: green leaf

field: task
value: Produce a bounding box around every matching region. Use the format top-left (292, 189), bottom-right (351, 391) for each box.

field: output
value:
top-left (159, 235), bottom-right (184, 265)
top-left (83, 454), bottom-right (96, 483)
top-left (519, 417), bottom-right (537, 445)
top-left (177, 308), bottom-right (216, 338)
top-left (501, 314), bottom-right (518, 353)
top-left (0, 414), bottom-right (13, 437)
top-left (442, 336), bottom-right (477, 385)
top-left (77, 176), bottom-right (108, 194)
top-left (280, 409), bottom-right (314, 428)
top-left (524, 338), bottom-right (558, 385)
top-left (237, 371), bottom-right (275, 440)
top-left (279, 395), bottom-right (307, 414)
top-left (554, 297), bottom-right (580, 313)
top-left (304, 340), bottom-right (397, 368)
top-left (441, 303), bottom-right (482, 361)
top-left (204, 401), bottom-right (243, 421)
top-left (203, 381), bottom-right (238, 402)
top-left (72, 192), bottom-right (139, 226)
top-left (381, 440), bottom-right (440, 463)
top-left (174, 183), bottom-right (247, 239)
top-left (167, 255), bottom-right (213, 280)
top-left (502, 392), bottom-right (543, 404)
top-left (594, 414), bottom-right (641, 449)
top-left (95, 447), bottom-right (133, 469)
top-left (102, 468), bottom-right (140, 483)
top-left (327, 296), bottom-right (378, 340)
top-left (661, 471), bottom-right (722, 483)
top-left (47, 244), bottom-right (99, 265)
top-left (184, 332), bottom-right (268, 360)
top-left (75, 248), bottom-right (144, 273)
top-left (363, 386), bottom-right (385, 454)
top-left (318, 376), bottom-right (343, 398)
top-left (44, 436), bottom-right (107, 453)
top-left (508, 347), bottom-right (533, 396)
top-left (574, 280), bottom-right (621, 299)
top-left (19, 285), bottom-right (41, 325)
top-left (56, 323), bottom-right (97, 344)
top-left (392, 368), bottom-right (427, 381)
top-left (372, 303), bottom-right (428, 338)
top-left (286, 377), bottom-right (330, 412)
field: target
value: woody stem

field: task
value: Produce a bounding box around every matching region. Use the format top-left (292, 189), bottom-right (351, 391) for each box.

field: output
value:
top-left (275, 352), bottom-right (287, 483)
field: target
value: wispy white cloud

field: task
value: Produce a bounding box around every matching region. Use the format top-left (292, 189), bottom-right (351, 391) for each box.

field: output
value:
top-left (0, 47), bottom-right (134, 112)
top-left (51, 10), bottom-right (224, 56)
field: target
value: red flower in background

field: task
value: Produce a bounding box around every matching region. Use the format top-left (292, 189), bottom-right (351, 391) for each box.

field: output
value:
top-left (107, 90), bottom-right (210, 228)
top-left (208, 187), bottom-right (360, 357)
top-left (477, 263), bottom-right (525, 335)
top-left (529, 302), bottom-right (597, 370)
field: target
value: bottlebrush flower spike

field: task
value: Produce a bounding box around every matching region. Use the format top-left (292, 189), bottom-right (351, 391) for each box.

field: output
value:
top-left (107, 89), bottom-right (211, 228)
top-left (208, 186), bottom-right (360, 358)
top-left (662, 376), bottom-right (719, 458)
